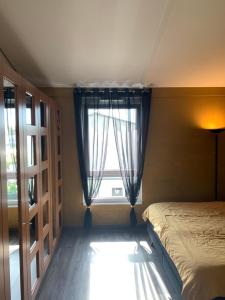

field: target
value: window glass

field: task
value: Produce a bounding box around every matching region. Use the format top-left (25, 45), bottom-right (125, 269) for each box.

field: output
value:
top-left (94, 178), bottom-right (125, 200)
top-left (42, 169), bottom-right (48, 195)
top-left (58, 186), bottom-right (62, 204)
top-left (43, 201), bottom-right (49, 227)
top-left (40, 101), bottom-right (47, 127)
top-left (28, 176), bottom-right (37, 208)
top-left (57, 110), bottom-right (61, 130)
top-left (57, 136), bottom-right (60, 155)
top-left (30, 253), bottom-right (39, 288)
top-left (44, 235), bottom-right (50, 258)
top-left (41, 136), bottom-right (47, 161)
top-left (88, 108), bottom-right (141, 204)
top-left (27, 136), bottom-right (36, 166)
top-left (59, 210), bottom-right (62, 228)
top-left (26, 92), bottom-right (34, 125)
top-left (30, 215), bottom-right (38, 249)
top-left (58, 161), bottom-right (61, 180)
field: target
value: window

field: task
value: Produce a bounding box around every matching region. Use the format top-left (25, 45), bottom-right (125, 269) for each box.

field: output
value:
top-left (87, 108), bottom-right (142, 205)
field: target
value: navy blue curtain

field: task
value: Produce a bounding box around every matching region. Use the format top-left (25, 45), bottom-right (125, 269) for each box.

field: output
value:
top-left (111, 89), bottom-right (151, 225)
top-left (74, 88), bottom-right (151, 227)
top-left (74, 89), bottom-right (110, 228)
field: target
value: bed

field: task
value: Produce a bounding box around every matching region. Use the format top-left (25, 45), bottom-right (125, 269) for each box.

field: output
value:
top-left (143, 201), bottom-right (225, 300)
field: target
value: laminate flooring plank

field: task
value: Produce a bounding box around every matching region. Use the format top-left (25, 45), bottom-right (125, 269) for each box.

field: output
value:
top-left (36, 228), bottom-right (182, 300)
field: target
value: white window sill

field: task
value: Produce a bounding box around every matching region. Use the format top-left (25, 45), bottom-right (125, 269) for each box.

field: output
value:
top-left (84, 198), bottom-right (142, 206)
top-left (8, 199), bottom-right (18, 208)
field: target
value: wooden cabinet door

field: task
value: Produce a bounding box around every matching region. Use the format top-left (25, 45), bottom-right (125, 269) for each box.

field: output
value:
top-left (0, 219), bottom-right (6, 300)
top-left (0, 74), bottom-right (5, 300)
top-left (0, 74), bottom-right (8, 300)
top-left (0, 118), bottom-right (10, 300)
top-left (0, 68), bottom-right (28, 300)
top-left (0, 61), bottom-right (62, 300)
top-left (21, 82), bottom-right (53, 300)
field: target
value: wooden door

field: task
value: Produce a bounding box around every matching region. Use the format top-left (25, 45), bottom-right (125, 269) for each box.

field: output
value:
top-left (0, 58), bottom-right (62, 299)
top-left (38, 94), bottom-right (52, 275)
top-left (21, 81), bottom-right (53, 299)
top-left (0, 206), bottom-right (6, 300)
top-left (0, 74), bottom-right (7, 300)
top-left (0, 66), bottom-right (26, 300)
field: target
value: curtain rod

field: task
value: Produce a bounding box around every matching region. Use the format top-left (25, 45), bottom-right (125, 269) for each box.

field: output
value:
top-left (75, 88), bottom-right (151, 94)
top-left (75, 82), bottom-right (151, 88)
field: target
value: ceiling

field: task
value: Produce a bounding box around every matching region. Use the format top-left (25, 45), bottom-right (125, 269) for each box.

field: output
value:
top-left (1, 0), bottom-right (225, 87)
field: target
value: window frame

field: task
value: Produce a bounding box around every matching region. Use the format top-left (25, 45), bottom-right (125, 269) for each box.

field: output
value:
top-left (86, 105), bottom-right (142, 205)
top-left (91, 179), bottom-right (142, 205)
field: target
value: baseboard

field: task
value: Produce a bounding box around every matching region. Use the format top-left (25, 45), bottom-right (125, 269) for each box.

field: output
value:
top-left (63, 223), bottom-right (147, 233)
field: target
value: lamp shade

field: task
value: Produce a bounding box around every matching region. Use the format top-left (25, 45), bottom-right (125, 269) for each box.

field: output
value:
top-left (208, 128), bottom-right (225, 134)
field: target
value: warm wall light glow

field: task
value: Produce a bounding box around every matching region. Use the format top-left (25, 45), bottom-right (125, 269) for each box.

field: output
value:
top-left (196, 106), bottom-right (225, 130)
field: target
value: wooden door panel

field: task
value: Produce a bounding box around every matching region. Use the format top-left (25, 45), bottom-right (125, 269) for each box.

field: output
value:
top-left (0, 74), bottom-right (6, 300)
top-left (22, 87), bottom-right (42, 299)
top-left (1, 73), bottom-right (25, 300)
top-left (0, 58), bottom-right (63, 300)
top-left (21, 87), bottom-right (54, 299)
top-left (0, 60), bottom-right (31, 300)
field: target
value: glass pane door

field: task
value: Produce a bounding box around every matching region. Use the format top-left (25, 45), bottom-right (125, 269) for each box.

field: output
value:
top-left (0, 189), bottom-right (5, 300)
top-left (3, 78), bottom-right (22, 300)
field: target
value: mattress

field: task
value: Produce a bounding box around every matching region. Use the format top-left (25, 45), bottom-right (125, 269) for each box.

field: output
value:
top-left (147, 221), bottom-right (183, 296)
top-left (143, 201), bottom-right (225, 300)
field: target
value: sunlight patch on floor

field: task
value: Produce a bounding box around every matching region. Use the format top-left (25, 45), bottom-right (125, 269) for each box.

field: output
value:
top-left (89, 241), bottom-right (172, 300)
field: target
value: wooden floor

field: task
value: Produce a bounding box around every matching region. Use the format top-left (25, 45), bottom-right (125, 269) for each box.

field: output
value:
top-left (36, 228), bottom-right (182, 300)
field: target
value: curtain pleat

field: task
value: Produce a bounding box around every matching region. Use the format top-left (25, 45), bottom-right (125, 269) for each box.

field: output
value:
top-left (111, 89), bottom-right (151, 225)
top-left (74, 89), bottom-right (110, 228)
